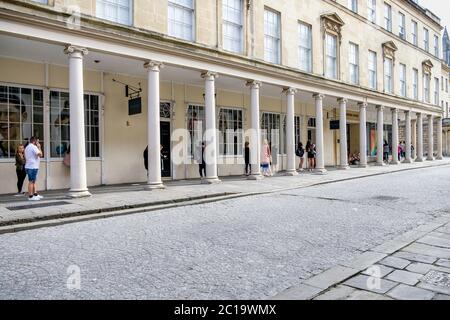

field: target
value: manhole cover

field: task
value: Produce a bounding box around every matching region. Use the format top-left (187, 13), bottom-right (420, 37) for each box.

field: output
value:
top-left (372, 195), bottom-right (401, 201)
top-left (421, 270), bottom-right (450, 289)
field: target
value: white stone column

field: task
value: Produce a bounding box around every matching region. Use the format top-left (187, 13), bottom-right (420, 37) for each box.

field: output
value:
top-left (64, 45), bottom-right (91, 198)
top-left (246, 80), bottom-right (262, 180)
top-left (284, 87), bottom-right (298, 175)
top-left (202, 71), bottom-right (220, 184)
top-left (416, 113), bottom-right (424, 162)
top-left (144, 61), bottom-right (164, 189)
top-left (358, 102), bottom-right (367, 168)
top-left (404, 110), bottom-right (413, 163)
top-left (427, 115), bottom-right (434, 161)
top-left (338, 98), bottom-right (349, 169)
top-left (391, 108), bottom-right (399, 165)
top-left (437, 116), bottom-right (443, 160)
top-left (376, 105), bottom-right (385, 166)
top-left (313, 93), bottom-right (326, 173)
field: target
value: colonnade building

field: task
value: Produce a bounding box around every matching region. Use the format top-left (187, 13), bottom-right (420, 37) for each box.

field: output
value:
top-left (0, 0), bottom-right (449, 195)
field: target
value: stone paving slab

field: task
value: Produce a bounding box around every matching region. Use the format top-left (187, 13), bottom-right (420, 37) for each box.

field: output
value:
top-left (362, 264), bottom-right (394, 278)
top-left (313, 285), bottom-right (356, 300)
top-left (339, 251), bottom-right (387, 271)
top-left (406, 262), bottom-right (450, 275)
top-left (385, 270), bottom-right (423, 286)
top-left (302, 265), bottom-right (359, 290)
top-left (403, 243), bottom-right (450, 259)
top-left (392, 251), bottom-right (438, 264)
top-left (386, 284), bottom-right (435, 300)
top-left (416, 235), bottom-right (450, 249)
top-left (343, 275), bottom-right (398, 294)
top-left (378, 256), bottom-right (411, 269)
top-left (271, 283), bottom-right (323, 300)
top-left (436, 259), bottom-right (450, 268)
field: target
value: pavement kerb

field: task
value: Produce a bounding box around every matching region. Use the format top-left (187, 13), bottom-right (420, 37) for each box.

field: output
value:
top-left (0, 161), bottom-right (449, 235)
top-left (271, 211), bottom-right (450, 300)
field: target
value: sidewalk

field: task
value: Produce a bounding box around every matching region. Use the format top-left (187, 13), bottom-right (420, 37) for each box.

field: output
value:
top-left (1, 159), bottom-right (449, 234)
top-left (272, 212), bottom-right (450, 300)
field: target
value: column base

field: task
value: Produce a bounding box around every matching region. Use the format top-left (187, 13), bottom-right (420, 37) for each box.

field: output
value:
top-left (145, 182), bottom-right (165, 190)
top-left (426, 157), bottom-right (435, 161)
top-left (390, 161), bottom-right (400, 165)
top-left (67, 190), bottom-right (92, 198)
top-left (402, 159), bottom-right (414, 164)
top-left (436, 156), bottom-right (443, 160)
top-left (338, 165), bottom-right (350, 170)
top-left (376, 162), bottom-right (385, 166)
top-left (314, 168), bottom-right (327, 174)
top-left (358, 163), bottom-right (368, 168)
top-left (415, 158), bottom-right (424, 162)
top-left (202, 177), bottom-right (221, 184)
top-left (247, 173), bottom-right (263, 180)
top-left (285, 170), bottom-right (298, 176)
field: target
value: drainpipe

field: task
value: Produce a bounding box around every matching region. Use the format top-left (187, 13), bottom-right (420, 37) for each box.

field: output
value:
top-left (44, 63), bottom-right (50, 191)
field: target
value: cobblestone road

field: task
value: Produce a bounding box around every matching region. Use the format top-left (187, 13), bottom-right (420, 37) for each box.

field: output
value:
top-left (1, 166), bottom-right (450, 299)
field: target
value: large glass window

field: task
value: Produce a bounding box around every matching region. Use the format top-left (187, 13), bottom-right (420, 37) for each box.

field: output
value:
top-left (434, 35), bottom-right (439, 57)
top-left (49, 91), bottom-right (100, 158)
top-left (218, 108), bottom-right (243, 156)
top-left (264, 8), bottom-right (281, 64)
top-left (325, 33), bottom-right (337, 79)
top-left (413, 68), bottom-right (418, 100)
top-left (32, 0), bottom-right (48, 3)
top-left (0, 85), bottom-right (44, 158)
top-left (96, 0), bottom-right (132, 26)
top-left (368, 50), bottom-right (377, 89)
top-left (384, 57), bottom-right (393, 93)
top-left (399, 63), bottom-right (406, 97)
top-left (411, 20), bottom-right (418, 46)
top-left (423, 74), bottom-right (430, 103)
top-left (294, 116), bottom-right (301, 146)
top-left (348, 0), bottom-right (358, 13)
top-left (398, 12), bottom-right (405, 39)
top-left (423, 28), bottom-right (429, 52)
top-left (186, 104), bottom-right (204, 157)
top-left (261, 112), bottom-right (280, 155)
top-left (434, 77), bottom-right (439, 105)
top-left (384, 3), bottom-right (392, 32)
top-left (222, 0), bottom-right (243, 53)
top-left (349, 42), bottom-right (359, 85)
top-left (298, 22), bottom-right (312, 72)
top-left (367, 0), bottom-right (376, 23)
top-left (168, 0), bottom-right (195, 41)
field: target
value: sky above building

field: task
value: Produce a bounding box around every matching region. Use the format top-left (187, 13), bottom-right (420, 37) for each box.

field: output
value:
top-left (421, 0), bottom-right (450, 33)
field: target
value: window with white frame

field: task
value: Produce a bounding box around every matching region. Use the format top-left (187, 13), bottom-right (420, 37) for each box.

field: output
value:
top-left (384, 57), bottom-right (393, 93)
top-left (446, 78), bottom-right (449, 93)
top-left (434, 35), bottom-right (439, 57)
top-left (222, 0), bottom-right (243, 54)
top-left (264, 8), bottom-right (281, 64)
top-left (413, 68), bottom-right (418, 100)
top-left (261, 112), bottom-right (280, 155)
top-left (298, 22), bottom-right (312, 72)
top-left (218, 107), bottom-right (243, 156)
top-left (367, 0), bottom-right (376, 23)
top-left (325, 33), bottom-right (338, 79)
top-left (423, 28), bottom-right (429, 52)
top-left (96, 0), bottom-right (132, 26)
top-left (348, 0), bottom-right (358, 13)
top-left (384, 3), bottom-right (392, 32)
top-left (168, 0), bottom-right (195, 41)
top-left (434, 77), bottom-right (439, 105)
top-left (32, 0), bottom-right (47, 3)
top-left (368, 50), bottom-right (377, 89)
top-left (0, 85), bottom-right (44, 158)
top-left (349, 43), bottom-right (359, 85)
top-left (49, 91), bottom-right (100, 158)
top-left (423, 74), bottom-right (430, 103)
top-left (186, 104), bottom-right (205, 157)
top-left (399, 12), bottom-right (405, 39)
top-left (399, 63), bottom-right (406, 97)
top-left (411, 20), bottom-right (418, 46)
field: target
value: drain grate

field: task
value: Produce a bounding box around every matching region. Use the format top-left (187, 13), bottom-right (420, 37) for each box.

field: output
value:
top-left (6, 201), bottom-right (71, 211)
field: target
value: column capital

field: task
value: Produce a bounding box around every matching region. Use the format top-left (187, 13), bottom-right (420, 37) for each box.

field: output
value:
top-left (357, 102), bottom-right (367, 109)
top-left (416, 112), bottom-right (422, 118)
top-left (201, 71), bottom-right (219, 80)
top-left (404, 110), bottom-right (411, 115)
top-left (144, 60), bottom-right (164, 71)
top-left (391, 107), bottom-right (398, 114)
top-left (337, 98), bottom-right (348, 104)
top-left (313, 93), bottom-right (325, 100)
top-left (427, 114), bottom-right (433, 119)
top-left (246, 80), bottom-right (261, 89)
top-left (64, 45), bottom-right (88, 57)
top-left (282, 87), bottom-right (297, 95)
top-left (376, 105), bottom-right (384, 111)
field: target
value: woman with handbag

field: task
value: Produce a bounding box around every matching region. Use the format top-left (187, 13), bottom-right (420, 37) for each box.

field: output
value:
top-left (261, 139), bottom-right (272, 177)
top-left (14, 144), bottom-right (26, 196)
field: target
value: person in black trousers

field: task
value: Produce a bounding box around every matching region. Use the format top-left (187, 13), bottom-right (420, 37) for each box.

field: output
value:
top-left (244, 141), bottom-right (251, 176)
top-left (198, 142), bottom-right (206, 178)
top-left (15, 144), bottom-right (26, 196)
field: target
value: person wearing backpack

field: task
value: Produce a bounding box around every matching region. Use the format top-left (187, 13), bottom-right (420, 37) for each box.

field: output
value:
top-left (296, 142), bottom-right (305, 172)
